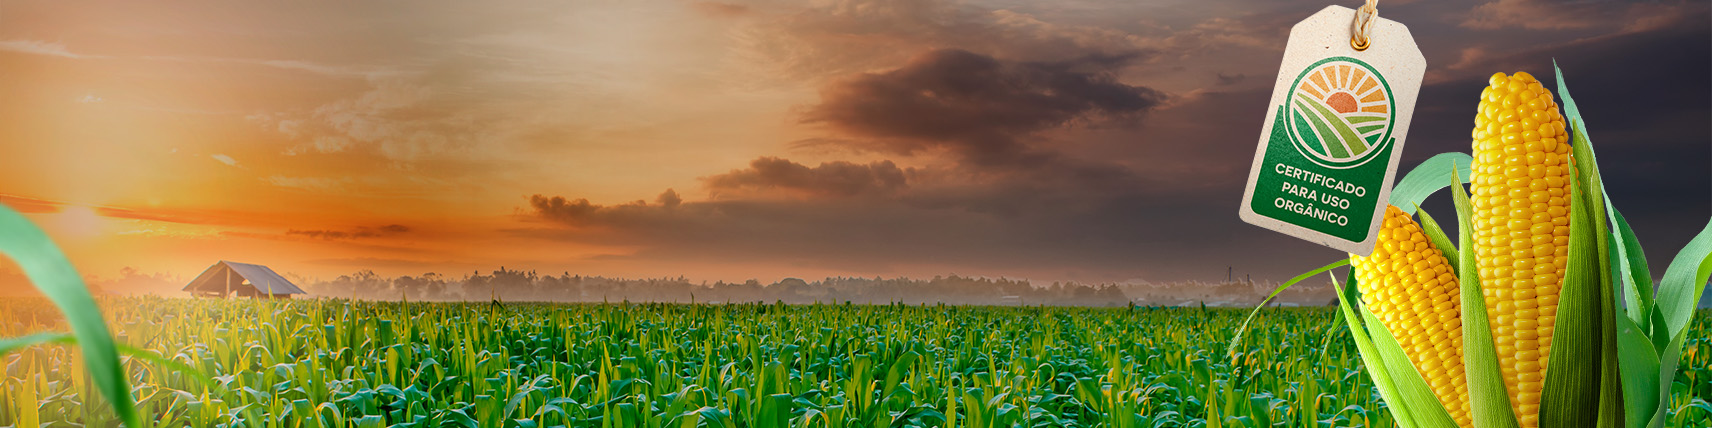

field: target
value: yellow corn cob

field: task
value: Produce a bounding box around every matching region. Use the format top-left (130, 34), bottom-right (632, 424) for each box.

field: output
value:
top-left (1351, 205), bottom-right (1471, 428)
top-left (1470, 71), bottom-right (1570, 428)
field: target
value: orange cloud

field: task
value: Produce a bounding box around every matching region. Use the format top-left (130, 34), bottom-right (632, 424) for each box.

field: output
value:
top-left (286, 224), bottom-right (412, 240)
top-left (0, 195), bottom-right (65, 214)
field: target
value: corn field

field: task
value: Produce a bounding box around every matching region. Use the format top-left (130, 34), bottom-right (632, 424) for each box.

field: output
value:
top-left (0, 297), bottom-right (1705, 427)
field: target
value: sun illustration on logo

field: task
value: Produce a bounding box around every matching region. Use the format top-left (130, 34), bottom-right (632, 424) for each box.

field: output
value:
top-left (1284, 57), bottom-right (1395, 168)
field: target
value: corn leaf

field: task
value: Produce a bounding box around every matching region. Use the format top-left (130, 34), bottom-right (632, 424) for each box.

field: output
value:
top-left (1562, 58), bottom-right (1712, 428)
top-left (1646, 219), bottom-right (1712, 428)
top-left (1607, 208), bottom-right (1654, 329)
top-left (114, 342), bottom-right (224, 392)
top-left (1555, 61), bottom-right (1624, 428)
top-left (1615, 311), bottom-right (1660, 428)
top-left (1652, 218), bottom-right (1712, 357)
top-left (1646, 307), bottom-right (1670, 364)
top-left (1415, 208), bottom-right (1459, 275)
top-left (1451, 165), bottom-right (1520, 428)
top-left (1540, 170), bottom-right (1604, 428)
top-left (0, 332), bottom-right (222, 393)
top-left (0, 205), bottom-right (139, 428)
top-left (1389, 152), bottom-right (1473, 216)
top-left (1360, 305), bottom-right (1460, 428)
top-left (1553, 61), bottom-right (1586, 141)
top-left (1332, 269), bottom-right (1421, 428)
top-left (1649, 324), bottom-right (1694, 428)
top-left (0, 332), bottom-right (72, 355)
top-left (1228, 258), bottom-right (1349, 359)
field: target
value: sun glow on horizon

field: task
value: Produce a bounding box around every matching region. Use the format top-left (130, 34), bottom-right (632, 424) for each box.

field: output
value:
top-left (43, 205), bottom-right (112, 241)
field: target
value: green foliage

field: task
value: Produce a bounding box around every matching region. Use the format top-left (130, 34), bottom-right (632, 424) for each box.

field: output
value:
top-left (1330, 271), bottom-right (1421, 428)
top-left (1387, 152), bottom-right (1472, 216)
top-left (4, 292), bottom-right (1698, 428)
top-left (0, 205), bottom-right (140, 427)
top-left (0, 296), bottom-right (1551, 428)
top-left (1550, 62), bottom-right (1712, 428)
top-left (1266, 64), bottom-right (1712, 428)
top-left (1539, 139), bottom-right (1605, 428)
top-left (1450, 163), bottom-right (1521, 428)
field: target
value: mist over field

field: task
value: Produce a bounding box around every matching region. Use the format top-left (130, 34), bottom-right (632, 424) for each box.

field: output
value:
top-left (6, 267), bottom-right (1336, 307)
top-left (15, 263), bottom-right (1707, 308)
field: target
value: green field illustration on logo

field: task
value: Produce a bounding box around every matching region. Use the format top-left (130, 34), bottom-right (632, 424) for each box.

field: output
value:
top-left (1249, 56), bottom-right (1397, 243)
top-left (1284, 57), bottom-right (1394, 168)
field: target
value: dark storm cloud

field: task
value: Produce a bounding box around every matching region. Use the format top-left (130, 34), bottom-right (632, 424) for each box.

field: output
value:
top-left (744, 0), bottom-right (1162, 81)
top-left (1039, 1), bottom-right (1712, 281)
top-left (803, 48), bottom-right (1165, 167)
top-left (519, 0), bottom-right (1710, 284)
top-left (1108, 11), bottom-right (1712, 280)
top-left (1405, 11), bottom-right (1712, 159)
top-left (703, 157), bottom-right (910, 198)
top-left (1460, 0), bottom-right (1698, 30)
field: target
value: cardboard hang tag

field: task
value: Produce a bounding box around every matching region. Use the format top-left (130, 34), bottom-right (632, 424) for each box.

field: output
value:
top-left (1238, 5), bottom-right (1425, 256)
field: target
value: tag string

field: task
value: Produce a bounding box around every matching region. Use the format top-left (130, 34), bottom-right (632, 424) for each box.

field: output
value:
top-left (1351, 0), bottom-right (1378, 51)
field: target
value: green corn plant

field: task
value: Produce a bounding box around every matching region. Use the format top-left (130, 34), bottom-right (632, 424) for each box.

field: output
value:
top-left (2, 258), bottom-right (1698, 426)
top-left (1257, 63), bottom-right (1712, 428)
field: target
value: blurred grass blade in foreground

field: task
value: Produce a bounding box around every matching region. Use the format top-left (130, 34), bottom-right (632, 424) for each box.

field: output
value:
top-left (0, 205), bottom-right (140, 427)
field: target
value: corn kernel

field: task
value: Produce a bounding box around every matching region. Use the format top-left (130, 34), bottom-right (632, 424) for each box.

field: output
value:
top-left (1471, 71), bottom-right (1568, 428)
top-left (1351, 206), bottom-right (1473, 428)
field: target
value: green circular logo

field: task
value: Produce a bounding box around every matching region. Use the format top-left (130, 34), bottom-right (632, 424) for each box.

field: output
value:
top-left (1283, 57), bottom-right (1395, 169)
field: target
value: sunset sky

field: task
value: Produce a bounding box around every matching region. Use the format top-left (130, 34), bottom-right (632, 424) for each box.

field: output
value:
top-left (1, 0), bottom-right (1707, 294)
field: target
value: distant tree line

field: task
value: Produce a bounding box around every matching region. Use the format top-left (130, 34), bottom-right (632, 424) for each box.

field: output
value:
top-left (301, 267), bottom-right (1135, 306)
